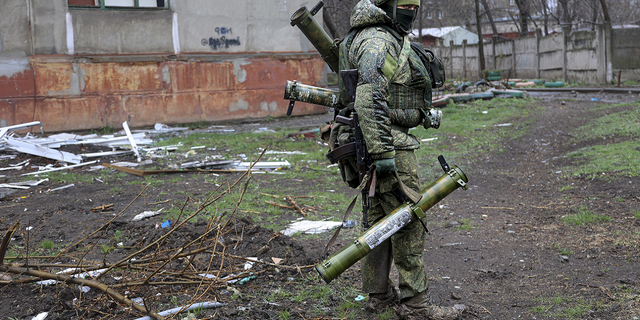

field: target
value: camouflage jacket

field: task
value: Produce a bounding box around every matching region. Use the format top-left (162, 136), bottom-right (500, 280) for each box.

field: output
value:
top-left (338, 0), bottom-right (432, 159)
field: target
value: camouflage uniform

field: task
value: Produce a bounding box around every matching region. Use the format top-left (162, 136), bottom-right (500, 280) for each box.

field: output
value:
top-left (338, 0), bottom-right (433, 300)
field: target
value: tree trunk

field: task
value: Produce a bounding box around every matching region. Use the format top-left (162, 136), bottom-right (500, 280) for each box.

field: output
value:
top-left (558, 0), bottom-right (571, 31)
top-left (540, 0), bottom-right (549, 35)
top-left (514, 0), bottom-right (530, 37)
top-left (475, 0), bottom-right (485, 77)
top-left (597, 0), bottom-right (611, 22)
top-left (480, 0), bottom-right (499, 36)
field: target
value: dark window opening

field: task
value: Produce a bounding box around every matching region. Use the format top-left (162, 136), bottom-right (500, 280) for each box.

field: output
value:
top-left (68, 0), bottom-right (169, 9)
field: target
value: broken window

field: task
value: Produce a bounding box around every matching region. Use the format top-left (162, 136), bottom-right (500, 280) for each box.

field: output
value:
top-left (68, 0), bottom-right (169, 9)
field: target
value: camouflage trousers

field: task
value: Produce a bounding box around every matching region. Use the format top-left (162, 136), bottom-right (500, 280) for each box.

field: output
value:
top-left (361, 149), bottom-right (429, 301)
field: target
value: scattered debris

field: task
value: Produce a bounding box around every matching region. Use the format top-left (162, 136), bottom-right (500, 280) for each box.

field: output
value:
top-left (122, 121), bottom-right (141, 162)
top-left (4, 139), bottom-right (82, 164)
top-left (22, 160), bottom-right (99, 176)
top-left (0, 121), bottom-right (42, 140)
top-left (132, 301), bottom-right (226, 320)
top-left (280, 220), bottom-right (343, 236)
top-left (31, 312), bottom-right (48, 320)
top-left (46, 184), bottom-right (75, 193)
top-left (132, 209), bottom-right (164, 221)
top-left (91, 204), bottom-right (114, 212)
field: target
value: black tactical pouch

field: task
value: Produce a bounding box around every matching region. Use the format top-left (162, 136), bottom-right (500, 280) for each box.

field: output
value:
top-left (410, 42), bottom-right (446, 88)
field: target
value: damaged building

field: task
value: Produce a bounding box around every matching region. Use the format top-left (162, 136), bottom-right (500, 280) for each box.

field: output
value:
top-left (0, 0), bottom-right (327, 133)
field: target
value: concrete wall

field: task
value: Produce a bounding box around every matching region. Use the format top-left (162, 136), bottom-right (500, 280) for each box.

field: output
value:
top-left (611, 28), bottom-right (640, 83)
top-left (0, 0), bottom-right (326, 132)
top-left (433, 25), bottom-right (640, 84)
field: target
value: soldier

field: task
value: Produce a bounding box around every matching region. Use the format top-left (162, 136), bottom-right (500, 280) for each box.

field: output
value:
top-left (338, 0), bottom-right (466, 319)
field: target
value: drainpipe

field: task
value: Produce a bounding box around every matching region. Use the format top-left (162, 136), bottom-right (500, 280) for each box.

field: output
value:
top-left (26, 0), bottom-right (35, 56)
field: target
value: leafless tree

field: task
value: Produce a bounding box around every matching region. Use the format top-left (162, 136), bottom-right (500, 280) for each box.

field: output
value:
top-left (322, 0), bottom-right (359, 39)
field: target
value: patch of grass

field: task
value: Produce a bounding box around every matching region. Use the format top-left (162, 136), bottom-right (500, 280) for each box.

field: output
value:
top-left (377, 308), bottom-right (395, 320)
top-left (128, 177), bottom-right (164, 187)
top-left (565, 141), bottom-right (640, 179)
top-left (455, 218), bottom-right (474, 231)
top-left (277, 310), bottom-right (291, 320)
top-left (38, 171), bottom-right (95, 184)
top-left (554, 243), bottom-right (573, 255)
top-left (101, 244), bottom-right (114, 255)
top-left (571, 102), bottom-right (639, 138)
top-left (633, 210), bottom-right (640, 219)
top-left (531, 295), bottom-right (596, 319)
top-left (91, 125), bottom-right (118, 135)
top-left (414, 97), bottom-right (538, 178)
top-left (559, 184), bottom-right (576, 192)
top-left (109, 186), bottom-right (123, 194)
top-left (40, 239), bottom-right (55, 250)
top-left (561, 206), bottom-right (613, 226)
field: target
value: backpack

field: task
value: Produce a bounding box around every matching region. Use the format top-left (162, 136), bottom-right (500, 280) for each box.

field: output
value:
top-left (410, 42), bottom-right (446, 88)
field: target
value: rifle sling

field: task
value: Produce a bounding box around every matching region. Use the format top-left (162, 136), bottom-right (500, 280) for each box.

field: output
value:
top-left (322, 166), bottom-right (374, 258)
top-left (394, 170), bottom-right (423, 203)
top-left (322, 168), bottom-right (423, 258)
top-left (326, 142), bottom-right (356, 164)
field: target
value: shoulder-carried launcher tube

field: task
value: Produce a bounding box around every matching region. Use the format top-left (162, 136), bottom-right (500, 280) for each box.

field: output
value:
top-left (290, 5), bottom-right (340, 73)
top-left (283, 80), bottom-right (341, 109)
top-left (315, 166), bottom-right (468, 284)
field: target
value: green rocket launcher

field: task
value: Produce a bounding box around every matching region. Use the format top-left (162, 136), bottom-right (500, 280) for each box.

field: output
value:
top-left (315, 157), bottom-right (468, 284)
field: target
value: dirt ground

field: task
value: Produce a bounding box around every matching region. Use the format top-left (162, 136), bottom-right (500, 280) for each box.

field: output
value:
top-left (1, 90), bottom-right (639, 320)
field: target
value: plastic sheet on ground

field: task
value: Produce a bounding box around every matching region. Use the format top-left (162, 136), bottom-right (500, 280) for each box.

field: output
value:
top-left (280, 220), bottom-right (343, 236)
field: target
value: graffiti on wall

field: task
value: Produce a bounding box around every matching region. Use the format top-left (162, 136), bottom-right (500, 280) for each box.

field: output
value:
top-left (202, 27), bottom-right (241, 50)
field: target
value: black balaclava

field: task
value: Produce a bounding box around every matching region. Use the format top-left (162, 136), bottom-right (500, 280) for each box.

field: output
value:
top-left (379, 0), bottom-right (417, 35)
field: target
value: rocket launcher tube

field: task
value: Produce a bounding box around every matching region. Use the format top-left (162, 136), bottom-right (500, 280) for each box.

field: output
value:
top-left (283, 80), bottom-right (341, 109)
top-left (315, 166), bottom-right (468, 284)
top-left (290, 5), bottom-right (340, 73)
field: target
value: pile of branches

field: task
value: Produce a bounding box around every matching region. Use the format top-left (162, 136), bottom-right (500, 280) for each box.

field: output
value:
top-left (0, 149), bottom-right (314, 319)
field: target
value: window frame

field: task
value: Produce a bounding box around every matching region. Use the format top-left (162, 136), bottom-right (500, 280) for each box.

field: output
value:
top-left (68, 0), bottom-right (171, 10)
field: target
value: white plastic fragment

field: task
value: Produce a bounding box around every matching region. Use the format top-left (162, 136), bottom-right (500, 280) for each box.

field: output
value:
top-left (132, 208), bottom-right (164, 221)
top-left (0, 166), bottom-right (23, 172)
top-left (36, 268), bottom-right (108, 286)
top-left (280, 220), bottom-right (343, 236)
top-left (133, 301), bottom-right (226, 320)
top-left (4, 139), bottom-right (82, 164)
top-left (0, 121), bottom-right (42, 139)
top-left (264, 150), bottom-right (307, 155)
top-left (46, 184), bottom-right (75, 193)
top-left (31, 312), bottom-right (48, 320)
top-left (244, 257), bottom-right (259, 270)
top-left (122, 121), bottom-right (141, 162)
top-left (21, 160), bottom-right (99, 176)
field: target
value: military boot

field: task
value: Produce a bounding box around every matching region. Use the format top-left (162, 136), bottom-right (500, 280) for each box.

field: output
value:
top-left (396, 290), bottom-right (466, 320)
top-left (365, 287), bottom-right (398, 313)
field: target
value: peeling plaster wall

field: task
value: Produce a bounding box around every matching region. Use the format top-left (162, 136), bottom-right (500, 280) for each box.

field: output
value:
top-left (0, 0), bottom-right (31, 56)
top-left (31, 0), bottom-right (68, 55)
top-left (0, 0), bottom-right (329, 132)
top-left (72, 10), bottom-right (174, 55)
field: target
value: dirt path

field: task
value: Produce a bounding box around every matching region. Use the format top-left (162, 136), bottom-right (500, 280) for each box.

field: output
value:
top-left (426, 93), bottom-right (640, 319)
